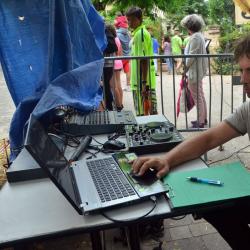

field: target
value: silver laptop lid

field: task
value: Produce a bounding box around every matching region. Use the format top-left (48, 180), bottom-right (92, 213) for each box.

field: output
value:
top-left (24, 115), bottom-right (82, 214)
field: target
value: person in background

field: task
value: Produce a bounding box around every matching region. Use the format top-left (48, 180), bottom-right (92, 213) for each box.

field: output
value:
top-left (132, 34), bottom-right (250, 250)
top-left (171, 29), bottom-right (183, 73)
top-left (126, 6), bottom-right (157, 116)
top-left (182, 34), bottom-right (190, 54)
top-left (115, 12), bottom-right (131, 91)
top-left (181, 14), bottom-right (208, 128)
top-left (103, 24), bottom-right (118, 110)
top-left (108, 25), bottom-right (123, 111)
top-left (148, 29), bottom-right (160, 75)
top-left (162, 35), bottom-right (173, 73)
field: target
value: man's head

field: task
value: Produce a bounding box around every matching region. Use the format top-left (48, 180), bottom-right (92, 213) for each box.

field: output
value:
top-left (126, 6), bottom-right (142, 30)
top-left (235, 35), bottom-right (250, 97)
top-left (174, 29), bottom-right (179, 35)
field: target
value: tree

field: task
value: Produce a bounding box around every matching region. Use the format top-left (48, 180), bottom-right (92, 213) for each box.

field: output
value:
top-left (163, 0), bottom-right (209, 33)
top-left (208, 0), bottom-right (235, 33)
top-left (92, 0), bottom-right (169, 15)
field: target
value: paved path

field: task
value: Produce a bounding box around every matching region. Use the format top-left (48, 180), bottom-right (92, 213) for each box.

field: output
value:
top-left (2, 69), bottom-right (249, 249)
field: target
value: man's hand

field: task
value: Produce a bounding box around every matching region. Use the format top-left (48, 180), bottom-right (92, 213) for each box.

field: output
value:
top-left (132, 156), bottom-right (170, 179)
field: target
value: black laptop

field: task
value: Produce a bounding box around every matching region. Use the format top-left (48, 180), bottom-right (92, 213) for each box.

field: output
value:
top-left (24, 115), bottom-right (167, 215)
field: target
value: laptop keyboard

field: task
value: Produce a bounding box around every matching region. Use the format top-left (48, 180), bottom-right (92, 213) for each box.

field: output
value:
top-left (87, 157), bottom-right (136, 203)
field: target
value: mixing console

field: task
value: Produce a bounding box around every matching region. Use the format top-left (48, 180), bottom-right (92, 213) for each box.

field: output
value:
top-left (125, 121), bottom-right (183, 155)
top-left (63, 110), bottom-right (137, 136)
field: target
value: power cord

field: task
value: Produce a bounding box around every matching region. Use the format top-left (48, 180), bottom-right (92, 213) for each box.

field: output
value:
top-left (101, 196), bottom-right (157, 223)
top-left (91, 137), bottom-right (104, 145)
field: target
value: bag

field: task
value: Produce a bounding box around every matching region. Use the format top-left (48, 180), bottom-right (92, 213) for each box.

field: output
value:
top-left (104, 27), bottom-right (118, 54)
top-left (177, 75), bottom-right (195, 117)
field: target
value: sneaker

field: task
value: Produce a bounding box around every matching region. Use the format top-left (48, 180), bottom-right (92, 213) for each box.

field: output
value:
top-left (191, 121), bottom-right (205, 128)
top-left (191, 119), bottom-right (208, 125)
top-left (116, 105), bottom-right (124, 112)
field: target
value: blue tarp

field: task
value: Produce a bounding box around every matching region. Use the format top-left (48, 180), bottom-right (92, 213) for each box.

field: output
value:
top-left (0, 0), bottom-right (106, 159)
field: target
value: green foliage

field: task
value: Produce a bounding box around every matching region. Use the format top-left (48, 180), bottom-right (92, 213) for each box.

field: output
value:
top-left (144, 17), bottom-right (163, 43)
top-left (208, 0), bottom-right (234, 33)
top-left (92, 0), bottom-right (169, 15)
top-left (163, 0), bottom-right (209, 33)
top-left (212, 23), bottom-right (250, 74)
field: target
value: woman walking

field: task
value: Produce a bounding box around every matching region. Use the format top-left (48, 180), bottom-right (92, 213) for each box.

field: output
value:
top-left (181, 14), bottom-right (208, 128)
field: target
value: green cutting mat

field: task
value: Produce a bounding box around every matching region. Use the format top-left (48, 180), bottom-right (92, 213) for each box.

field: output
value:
top-left (163, 162), bottom-right (250, 209)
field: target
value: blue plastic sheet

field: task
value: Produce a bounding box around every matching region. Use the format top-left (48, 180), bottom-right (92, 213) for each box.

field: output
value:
top-left (0, 0), bottom-right (106, 159)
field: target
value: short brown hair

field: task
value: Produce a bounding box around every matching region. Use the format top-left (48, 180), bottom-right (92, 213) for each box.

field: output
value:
top-left (234, 35), bottom-right (250, 62)
top-left (105, 24), bottom-right (116, 38)
top-left (126, 7), bottom-right (142, 21)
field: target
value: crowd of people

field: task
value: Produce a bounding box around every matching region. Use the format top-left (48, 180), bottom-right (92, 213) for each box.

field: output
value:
top-left (100, 6), bottom-right (250, 249)
top-left (102, 7), bottom-right (208, 127)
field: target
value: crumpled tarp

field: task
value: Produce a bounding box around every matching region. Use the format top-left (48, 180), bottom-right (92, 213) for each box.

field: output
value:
top-left (0, 0), bottom-right (107, 159)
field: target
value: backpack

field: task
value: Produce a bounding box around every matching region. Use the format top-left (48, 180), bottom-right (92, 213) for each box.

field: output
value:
top-left (104, 27), bottom-right (118, 54)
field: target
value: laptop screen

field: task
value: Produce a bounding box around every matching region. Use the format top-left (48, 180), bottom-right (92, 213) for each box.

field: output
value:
top-left (24, 115), bottom-right (82, 213)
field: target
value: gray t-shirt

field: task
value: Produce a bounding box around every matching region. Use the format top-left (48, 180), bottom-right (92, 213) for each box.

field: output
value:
top-left (225, 101), bottom-right (250, 138)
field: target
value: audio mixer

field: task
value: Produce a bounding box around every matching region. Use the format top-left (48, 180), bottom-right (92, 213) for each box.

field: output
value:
top-left (125, 121), bottom-right (183, 155)
top-left (63, 110), bottom-right (137, 136)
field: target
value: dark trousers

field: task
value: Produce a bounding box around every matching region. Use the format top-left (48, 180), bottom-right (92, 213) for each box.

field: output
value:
top-left (103, 67), bottom-right (113, 110)
top-left (202, 200), bottom-right (250, 250)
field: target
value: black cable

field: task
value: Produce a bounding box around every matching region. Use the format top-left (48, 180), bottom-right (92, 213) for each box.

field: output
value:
top-left (88, 145), bottom-right (101, 150)
top-left (101, 196), bottom-right (157, 223)
top-left (108, 127), bottom-right (125, 140)
top-left (48, 133), bottom-right (65, 143)
top-left (52, 124), bottom-right (81, 143)
top-left (208, 144), bottom-right (250, 165)
top-left (85, 149), bottom-right (97, 159)
top-left (85, 144), bottom-right (103, 159)
top-left (91, 137), bottom-right (104, 145)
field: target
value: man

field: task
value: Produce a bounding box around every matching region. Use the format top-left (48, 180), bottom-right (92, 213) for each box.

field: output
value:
top-left (149, 30), bottom-right (160, 75)
top-left (132, 34), bottom-right (250, 249)
top-left (126, 7), bottom-right (157, 116)
top-left (171, 29), bottom-right (183, 73)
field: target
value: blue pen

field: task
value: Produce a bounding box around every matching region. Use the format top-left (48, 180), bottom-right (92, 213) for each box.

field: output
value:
top-left (187, 177), bottom-right (223, 186)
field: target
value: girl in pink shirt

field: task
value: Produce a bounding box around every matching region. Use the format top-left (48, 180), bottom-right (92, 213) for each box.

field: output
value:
top-left (109, 25), bottom-right (123, 110)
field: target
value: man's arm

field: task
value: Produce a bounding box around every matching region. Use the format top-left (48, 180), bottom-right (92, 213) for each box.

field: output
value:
top-left (132, 121), bottom-right (240, 178)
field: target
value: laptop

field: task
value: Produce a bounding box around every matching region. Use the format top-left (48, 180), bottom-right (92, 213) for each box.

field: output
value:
top-left (24, 115), bottom-right (167, 215)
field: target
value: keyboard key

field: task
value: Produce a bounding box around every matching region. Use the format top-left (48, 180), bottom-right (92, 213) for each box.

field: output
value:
top-left (87, 158), bottom-right (136, 203)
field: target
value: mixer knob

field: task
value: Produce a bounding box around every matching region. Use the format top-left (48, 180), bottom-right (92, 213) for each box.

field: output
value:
top-left (169, 126), bottom-right (174, 132)
top-left (139, 141), bottom-right (144, 145)
top-left (151, 128), bottom-right (155, 133)
top-left (142, 136), bottom-right (147, 140)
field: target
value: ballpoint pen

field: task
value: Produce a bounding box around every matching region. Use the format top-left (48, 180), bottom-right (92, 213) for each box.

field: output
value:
top-left (186, 177), bottom-right (224, 186)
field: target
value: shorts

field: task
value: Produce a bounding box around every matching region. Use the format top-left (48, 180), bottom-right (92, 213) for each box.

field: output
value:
top-left (114, 60), bottom-right (123, 71)
top-left (122, 59), bottom-right (130, 73)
